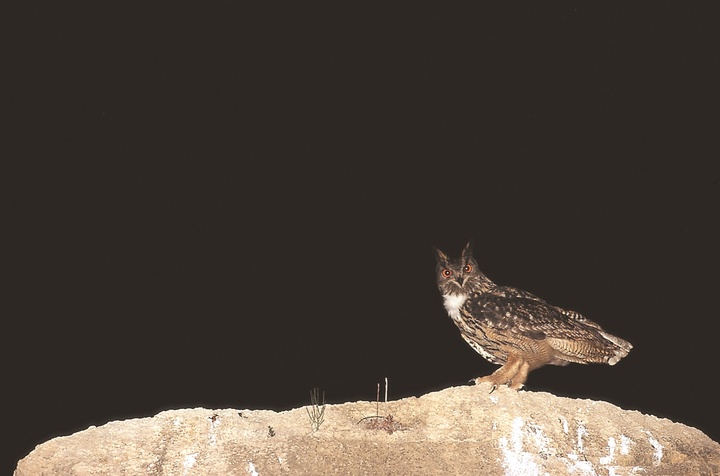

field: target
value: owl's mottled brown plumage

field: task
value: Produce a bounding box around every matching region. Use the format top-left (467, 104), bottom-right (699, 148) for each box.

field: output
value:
top-left (434, 242), bottom-right (632, 390)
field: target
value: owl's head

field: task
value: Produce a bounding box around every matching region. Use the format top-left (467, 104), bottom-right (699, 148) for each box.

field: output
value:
top-left (434, 241), bottom-right (494, 296)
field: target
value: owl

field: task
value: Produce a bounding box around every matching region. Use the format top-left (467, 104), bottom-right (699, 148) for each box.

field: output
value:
top-left (434, 241), bottom-right (632, 391)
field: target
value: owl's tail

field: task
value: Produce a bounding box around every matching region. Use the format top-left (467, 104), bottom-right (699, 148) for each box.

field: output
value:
top-left (599, 331), bottom-right (633, 365)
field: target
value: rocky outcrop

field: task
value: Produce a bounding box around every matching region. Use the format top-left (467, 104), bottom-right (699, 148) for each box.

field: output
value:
top-left (15, 385), bottom-right (720, 475)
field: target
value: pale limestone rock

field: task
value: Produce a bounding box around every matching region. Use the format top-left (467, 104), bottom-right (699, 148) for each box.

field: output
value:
top-left (15, 385), bottom-right (720, 475)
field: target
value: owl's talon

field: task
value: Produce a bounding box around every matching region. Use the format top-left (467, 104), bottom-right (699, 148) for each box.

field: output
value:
top-left (488, 384), bottom-right (497, 394)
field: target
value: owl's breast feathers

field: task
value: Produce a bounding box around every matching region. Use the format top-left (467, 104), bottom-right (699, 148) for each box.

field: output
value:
top-left (459, 285), bottom-right (632, 367)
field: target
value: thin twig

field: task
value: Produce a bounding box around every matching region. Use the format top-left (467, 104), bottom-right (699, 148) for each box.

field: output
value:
top-left (376, 383), bottom-right (380, 417)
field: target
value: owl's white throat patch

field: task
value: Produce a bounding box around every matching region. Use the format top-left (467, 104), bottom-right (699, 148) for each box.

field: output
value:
top-left (443, 293), bottom-right (467, 322)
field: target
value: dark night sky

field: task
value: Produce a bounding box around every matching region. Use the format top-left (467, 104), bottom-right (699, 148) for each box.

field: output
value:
top-left (4, 2), bottom-right (719, 474)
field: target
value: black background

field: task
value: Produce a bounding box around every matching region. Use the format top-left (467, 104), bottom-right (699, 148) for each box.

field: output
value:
top-left (4, 2), bottom-right (719, 474)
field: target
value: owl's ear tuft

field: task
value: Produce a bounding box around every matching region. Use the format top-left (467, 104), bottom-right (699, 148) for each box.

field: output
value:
top-left (433, 246), bottom-right (450, 264)
top-left (462, 240), bottom-right (475, 259)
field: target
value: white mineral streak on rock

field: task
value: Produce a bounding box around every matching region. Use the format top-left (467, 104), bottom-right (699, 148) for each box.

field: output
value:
top-left (645, 431), bottom-right (663, 464)
top-left (560, 420), bottom-right (598, 475)
top-left (183, 453), bottom-right (198, 476)
top-left (527, 422), bottom-right (554, 459)
top-left (620, 434), bottom-right (632, 455)
top-left (577, 421), bottom-right (587, 454)
top-left (564, 451), bottom-right (598, 476)
top-left (559, 416), bottom-right (569, 434)
top-left (600, 436), bottom-right (617, 465)
top-left (498, 417), bottom-right (544, 476)
top-left (208, 416), bottom-right (219, 445)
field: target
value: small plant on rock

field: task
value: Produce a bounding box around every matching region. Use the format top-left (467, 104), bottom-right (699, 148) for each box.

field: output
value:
top-left (306, 387), bottom-right (326, 432)
top-left (358, 378), bottom-right (403, 434)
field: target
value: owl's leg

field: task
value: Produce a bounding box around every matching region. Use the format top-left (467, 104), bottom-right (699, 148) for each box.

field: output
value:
top-left (473, 354), bottom-right (524, 391)
top-left (507, 360), bottom-right (531, 390)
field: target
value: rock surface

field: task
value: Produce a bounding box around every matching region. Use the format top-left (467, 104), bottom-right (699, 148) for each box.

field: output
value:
top-left (15, 385), bottom-right (720, 475)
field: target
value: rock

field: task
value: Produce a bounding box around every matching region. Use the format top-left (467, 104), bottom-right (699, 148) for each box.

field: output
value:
top-left (15, 385), bottom-right (720, 475)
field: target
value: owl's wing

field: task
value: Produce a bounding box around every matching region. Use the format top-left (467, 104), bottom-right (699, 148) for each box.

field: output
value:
top-left (554, 306), bottom-right (606, 330)
top-left (491, 285), bottom-right (547, 302)
top-left (466, 292), bottom-right (626, 363)
top-left (493, 285), bottom-right (605, 330)
top-left (467, 293), bottom-right (590, 339)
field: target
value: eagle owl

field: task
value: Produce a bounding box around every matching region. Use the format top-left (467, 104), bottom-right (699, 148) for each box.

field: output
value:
top-left (434, 242), bottom-right (632, 390)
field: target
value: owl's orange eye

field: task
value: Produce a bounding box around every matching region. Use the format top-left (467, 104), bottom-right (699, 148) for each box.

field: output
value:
top-left (462, 264), bottom-right (473, 273)
top-left (442, 269), bottom-right (453, 278)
